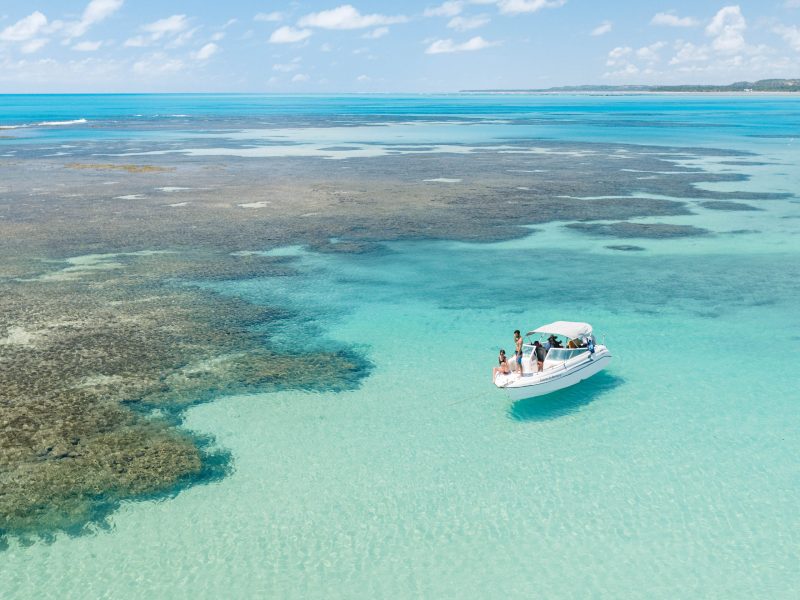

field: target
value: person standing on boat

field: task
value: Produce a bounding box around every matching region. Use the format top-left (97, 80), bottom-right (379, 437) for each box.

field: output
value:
top-left (532, 340), bottom-right (546, 372)
top-left (513, 330), bottom-right (524, 375)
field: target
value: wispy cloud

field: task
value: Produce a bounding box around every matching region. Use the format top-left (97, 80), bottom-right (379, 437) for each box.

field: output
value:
top-left (125, 14), bottom-right (190, 47)
top-left (363, 27), bottom-right (389, 39)
top-left (425, 35), bottom-right (499, 54)
top-left (496, 0), bottom-right (566, 15)
top-left (273, 57), bottom-right (301, 72)
top-left (65, 0), bottom-right (125, 39)
top-left (73, 40), bottom-right (102, 51)
top-left (21, 38), bottom-right (49, 54)
top-left (651, 12), bottom-right (699, 28)
top-left (448, 15), bottom-right (491, 31)
top-left (254, 12), bottom-right (283, 23)
top-left (298, 5), bottom-right (407, 30)
top-left (424, 2), bottom-right (464, 18)
top-left (142, 14), bottom-right (189, 41)
top-left (591, 20), bottom-right (612, 36)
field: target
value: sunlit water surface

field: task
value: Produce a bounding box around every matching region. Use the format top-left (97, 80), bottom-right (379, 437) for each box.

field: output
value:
top-left (2, 95), bottom-right (799, 598)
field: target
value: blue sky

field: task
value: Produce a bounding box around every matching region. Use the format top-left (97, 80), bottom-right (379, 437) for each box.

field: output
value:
top-left (1, 1), bottom-right (799, 92)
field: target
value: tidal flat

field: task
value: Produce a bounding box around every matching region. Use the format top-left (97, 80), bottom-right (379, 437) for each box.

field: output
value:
top-left (0, 134), bottom-right (790, 542)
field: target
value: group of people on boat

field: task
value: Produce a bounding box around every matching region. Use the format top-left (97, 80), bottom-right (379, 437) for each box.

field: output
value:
top-left (492, 329), bottom-right (588, 381)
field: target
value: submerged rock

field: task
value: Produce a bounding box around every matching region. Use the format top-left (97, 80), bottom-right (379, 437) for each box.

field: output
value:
top-left (700, 200), bottom-right (762, 211)
top-left (566, 221), bottom-right (710, 239)
top-left (605, 244), bottom-right (646, 251)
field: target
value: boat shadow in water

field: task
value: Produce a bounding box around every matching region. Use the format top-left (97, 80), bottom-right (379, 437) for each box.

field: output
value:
top-left (508, 372), bottom-right (625, 422)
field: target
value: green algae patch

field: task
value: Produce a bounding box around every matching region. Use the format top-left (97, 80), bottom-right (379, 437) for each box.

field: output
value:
top-left (65, 163), bottom-right (173, 173)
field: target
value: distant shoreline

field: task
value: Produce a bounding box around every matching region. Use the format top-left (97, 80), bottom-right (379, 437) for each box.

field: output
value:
top-left (459, 90), bottom-right (800, 96)
top-left (460, 78), bottom-right (800, 95)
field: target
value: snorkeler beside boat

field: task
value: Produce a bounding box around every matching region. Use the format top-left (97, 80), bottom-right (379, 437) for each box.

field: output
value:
top-left (493, 321), bottom-right (611, 400)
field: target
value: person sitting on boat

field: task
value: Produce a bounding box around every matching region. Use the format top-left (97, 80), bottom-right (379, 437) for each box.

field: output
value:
top-left (547, 334), bottom-right (563, 349)
top-left (492, 349), bottom-right (510, 381)
top-left (513, 330), bottom-right (524, 375)
top-left (532, 340), bottom-right (546, 372)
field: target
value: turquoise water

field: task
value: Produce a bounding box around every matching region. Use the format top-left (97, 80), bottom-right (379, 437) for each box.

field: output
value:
top-left (2, 95), bottom-right (800, 598)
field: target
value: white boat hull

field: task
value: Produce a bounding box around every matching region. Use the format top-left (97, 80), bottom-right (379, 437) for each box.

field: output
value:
top-left (495, 348), bottom-right (612, 401)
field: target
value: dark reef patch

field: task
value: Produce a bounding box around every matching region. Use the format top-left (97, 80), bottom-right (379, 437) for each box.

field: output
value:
top-left (700, 200), bottom-right (762, 211)
top-left (566, 221), bottom-right (710, 239)
top-left (605, 244), bottom-right (646, 251)
top-left (0, 252), bottom-right (370, 543)
top-left (717, 160), bottom-right (772, 166)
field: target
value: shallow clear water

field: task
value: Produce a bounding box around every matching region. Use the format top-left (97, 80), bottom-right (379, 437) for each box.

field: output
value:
top-left (2, 95), bottom-right (799, 598)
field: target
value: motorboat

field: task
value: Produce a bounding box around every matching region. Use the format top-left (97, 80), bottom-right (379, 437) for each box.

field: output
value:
top-left (493, 321), bottom-right (611, 401)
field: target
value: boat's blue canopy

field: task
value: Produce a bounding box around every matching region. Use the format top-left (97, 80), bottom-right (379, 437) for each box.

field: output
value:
top-left (527, 321), bottom-right (593, 339)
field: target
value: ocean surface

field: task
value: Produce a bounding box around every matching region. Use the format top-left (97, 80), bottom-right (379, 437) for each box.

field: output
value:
top-left (2, 94), bottom-right (799, 598)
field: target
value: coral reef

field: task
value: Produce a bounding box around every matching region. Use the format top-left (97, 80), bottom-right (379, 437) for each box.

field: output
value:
top-left (0, 136), bottom-right (773, 541)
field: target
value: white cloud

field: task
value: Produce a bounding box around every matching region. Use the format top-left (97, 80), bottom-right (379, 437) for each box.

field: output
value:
top-left (706, 5), bottom-right (746, 53)
top-left (774, 24), bottom-right (800, 51)
top-left (72, 40), bottom-right (102, 51)
top-left (651, 12), bottom-right (699, 27)
top-left (591, 20), bottom-right (612, 36)
top-left (142, 14), bottom-right (189, 41)
top-left (448, 15), bottom-right (491, 31)
top-left (298, 5), bottom-right (408, 30)
top-left (211, 31), bottom-right (225, 41)
top-left (784, 0), bottom-right (800, 7)
top-left (66, 0), bottom-right (124, 39)
top-left (606, 46), bottom-right (631, 66)
top-left (269, 26), bottom-right (312, 44)
top-left (21, 38), bottom-right (48, 54)
top-left (320, 42), bottom-right (333, 52)
top-left (669, 41), bottom-right (710, 64)
top-left (636, 41), bottom-right (665, 62)
top-left (424, 2), bottom-right (464, 17)
top-left (0, 11), bottom-right (48, 42)
top-left (168, 26), bottom-right (199, 48)
top-left (291, 73), bottom-right (309, 82)
top-left (193, 42), bottom-right (218, 60)
top-left (254, 12), bottom-right (283, 22)
top-left (496, 0), bottom-right (566, 15)
top-left (82, 0), bottom-right (123, 26)
top-left (425, 35), bottom-right (498, 54)
top-left (357, 74), bottom-right (370, 81)
top-left (124, 14), bottom-right (193, 48)
top-left (604, 63), bottom-right (639, 78)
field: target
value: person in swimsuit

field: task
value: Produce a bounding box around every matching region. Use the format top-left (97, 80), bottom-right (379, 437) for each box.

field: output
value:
top-left (533, 340), bottom-right (546, 372)
top-left (513, 330), bottom-right (524, 376)
top-left (492, 349), bottom-right (510, 382)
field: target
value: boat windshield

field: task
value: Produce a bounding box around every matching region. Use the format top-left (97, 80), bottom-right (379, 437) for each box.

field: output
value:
top-left (545, 348), bottom-right (588, 362)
